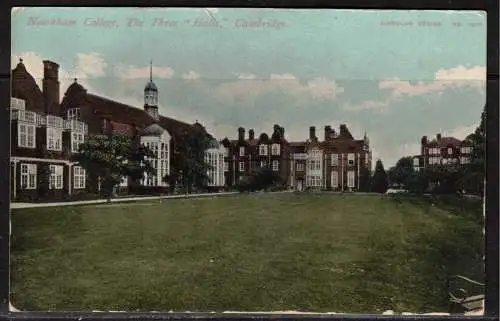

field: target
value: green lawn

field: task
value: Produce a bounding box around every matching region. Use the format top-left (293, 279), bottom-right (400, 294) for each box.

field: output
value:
top-left (10, 193), bottom-right (484, 313)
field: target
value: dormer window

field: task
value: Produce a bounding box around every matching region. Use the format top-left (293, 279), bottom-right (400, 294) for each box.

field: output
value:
top-left (239, 146), bottom-right (245, 156)
top-left (67, 108), bottom-right (80, 120)
top-left (271, 144), bottom-right (280, 156)
top-left (259, 144), bottom-right (268, 156)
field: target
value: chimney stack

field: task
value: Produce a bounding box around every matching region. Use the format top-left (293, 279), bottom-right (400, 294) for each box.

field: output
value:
top-left (309, 126), bottom-right (316, 140)
top-left (324, 125), bottom-right (332, 141)
top-left (238, 127), bottom-right (245, 141)
top-left (280, 126), bottom-right (285, 138)
top-left (42, 60), bottom-right (60, 115)
top-left (437, 133), bottom-right (442, 141)
top-left (340, 124), bottom-right (348, 136)
top-left (249, 129), bottom-right (255, 140)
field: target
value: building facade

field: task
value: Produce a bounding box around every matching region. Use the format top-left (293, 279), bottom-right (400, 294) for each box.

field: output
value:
top-left (413, 133), bottom-right (474, 171)
top-left (288, 125), bottom-right (371, 191)
top-left (221, 124), bottom-right (372, 191)
top-left (10, 58), bottom-right (225, 201)
top-left (221, 125), bottom-right (290, 187)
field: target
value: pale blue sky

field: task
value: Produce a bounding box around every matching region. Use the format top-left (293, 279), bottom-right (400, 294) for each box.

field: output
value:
top-left (11, 7), bottom-right (486, 167)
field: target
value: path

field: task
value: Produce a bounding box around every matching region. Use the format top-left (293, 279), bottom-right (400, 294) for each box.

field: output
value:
top-left (10, 192), bottom-right (238, 209)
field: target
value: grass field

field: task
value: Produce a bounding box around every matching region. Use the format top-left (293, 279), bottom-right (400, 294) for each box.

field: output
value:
top-left (10, 193), bottom-right (484, 313)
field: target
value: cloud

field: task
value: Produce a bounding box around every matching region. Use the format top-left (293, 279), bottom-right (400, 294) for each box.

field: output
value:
top-left (114, 63), bottom-right (174, 80)
top-left (379, 65), bottom-right (486, 98)
top-left (235, 73), bottom-right (257, 80)
top-left (215, 73), bottom-right (344, 103)
top-left (11, 51), bottom-right (107, 95)
top-left (442, 124), bottom-right (478, 140)
top-left (342, 99), bottom-right (390, 112)
top-left (182, 70), bottom-right (201, 80)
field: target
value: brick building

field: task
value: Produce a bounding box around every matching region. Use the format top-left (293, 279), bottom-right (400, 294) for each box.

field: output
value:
top-left (221, 123), bottom-right (372, 191)
top-left (10, 58), bottom-right (225, 201)
top-left (10, 59), bottom-right (89, 200)
top-left (413, 133), bottom-right (474, 171)
top-left (221, 124), bottom-right (291, 186)
top-left (288, 124), bottom-right (371, 191)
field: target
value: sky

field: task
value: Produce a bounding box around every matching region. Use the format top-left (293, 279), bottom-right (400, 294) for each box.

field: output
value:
top-left (11, 7), bottom-right (486, 167)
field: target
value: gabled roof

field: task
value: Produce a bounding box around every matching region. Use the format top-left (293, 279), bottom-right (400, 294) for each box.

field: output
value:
top-left (11, 59), bottom-right (45, 114)
top-left (63, 84), bottom-right (194, 138)
top-left (427, 137), bottom-right (463, 147)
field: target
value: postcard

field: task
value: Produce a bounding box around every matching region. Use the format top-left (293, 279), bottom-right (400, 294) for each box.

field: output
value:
top-left (9, 7), bottom-right (486, 314)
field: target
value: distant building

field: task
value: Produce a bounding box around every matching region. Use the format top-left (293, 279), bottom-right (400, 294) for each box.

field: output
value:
top-left (288, 125), bottom-right (371, 192)
top-left (415, 133), bottom-right (474, 171)
top-left (221, 125), bottom-right (291, 187)
top-left (221, 124), bottom-right (372, 191)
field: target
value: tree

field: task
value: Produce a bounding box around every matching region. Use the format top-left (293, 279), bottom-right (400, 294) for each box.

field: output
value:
top-left (164, 125), bottom-right (213, 194)
top-left (371, 159), bottom-right (389, 194)
top-left (461, 104), bottom-right (486, 196)
top-left (236, 166), bottom-right (279, 192)
top-left (74, 134), bottom-right (155, 200)
top-left (388, 156), bottom-right (415, 188)
top-left (359, 167), bottom-right (372, 192)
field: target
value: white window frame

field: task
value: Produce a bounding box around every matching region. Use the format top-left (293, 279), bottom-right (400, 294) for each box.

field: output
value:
top-left (224, 148), bottom-right (229, 157)
top-left (331, 153), bottom-right (338, 166)
top-left (460, 146), bottom-right (472, 154)
top-left (239, 146), bottom-right (245, 156)
top-left (347, 170), bottom-right (355, 188)
top-left (306, 175), bottom-right (321, 187)
top-left (49, 165), bottom-right (64, 189)
top-left (47, 127), bottom-right (63, 151)
top-left (73, 166), bottom-right (86, 189)
top-left (296, 163), bottom-right (305, 171)
top-left (18, 123), bottom-right (36, 148)
top-left (272, 160), bottom-right (279, 171)
top-left (331, 171), bottom-right (339, 187)
top-left (271, 144), bottom-right (280, 156)
top-left (239, 161), bottom-right (245, 172)
top-left (20, 163), bottom-right (37, 190)
top-left (71, 132), bottom-right (85, 153)
top-left (224, 162), bottom-right (229, 172)
top-left (67, 108), bottom-right (80, 120)
top-left (448, 148), bottom-right (453, 155)
top-left (460, 156), bottom-right (470, 164)
top-left (259, 144), bottom-right (268, 156)
top-left (347, 153), bottom-right (355, 166)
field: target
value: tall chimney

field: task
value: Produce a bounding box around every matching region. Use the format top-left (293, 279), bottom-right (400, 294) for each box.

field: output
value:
top-left (238, 127), bottom-right (245, 141)
top-left (324, 125), bottom-right (332, 141)
top-left (340, 124), bottom-right (348, 136)
top-left (309, 126), bottom-right (316, 140)
top-left (280, 126), bottom-right (285, 138)
top-left (421, 136), bottom-right (428, 156)
top-left (42, 60), bottom-right (60, 116)
top-left (437, 133), bottom-right (442, 141)
top-left (249, 129), bottom-right (255, 140)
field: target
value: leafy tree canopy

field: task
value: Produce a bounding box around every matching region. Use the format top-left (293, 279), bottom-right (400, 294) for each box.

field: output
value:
top-left (75, 134), bottom-right (155, 198)
top-left (371, 159), bottom-right (389, 194)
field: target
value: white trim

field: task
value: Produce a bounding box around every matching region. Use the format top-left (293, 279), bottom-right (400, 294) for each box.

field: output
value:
top-left (73, 166), bottom-right (86, 189)
top-left (49, 164), bottom-right (64, 189)
top-left (47, 127), bottom-right (63, 151)
top-left (17, 123), bottom-right (36, 148)
top-left (20, 163), bottom-right (37, 190)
